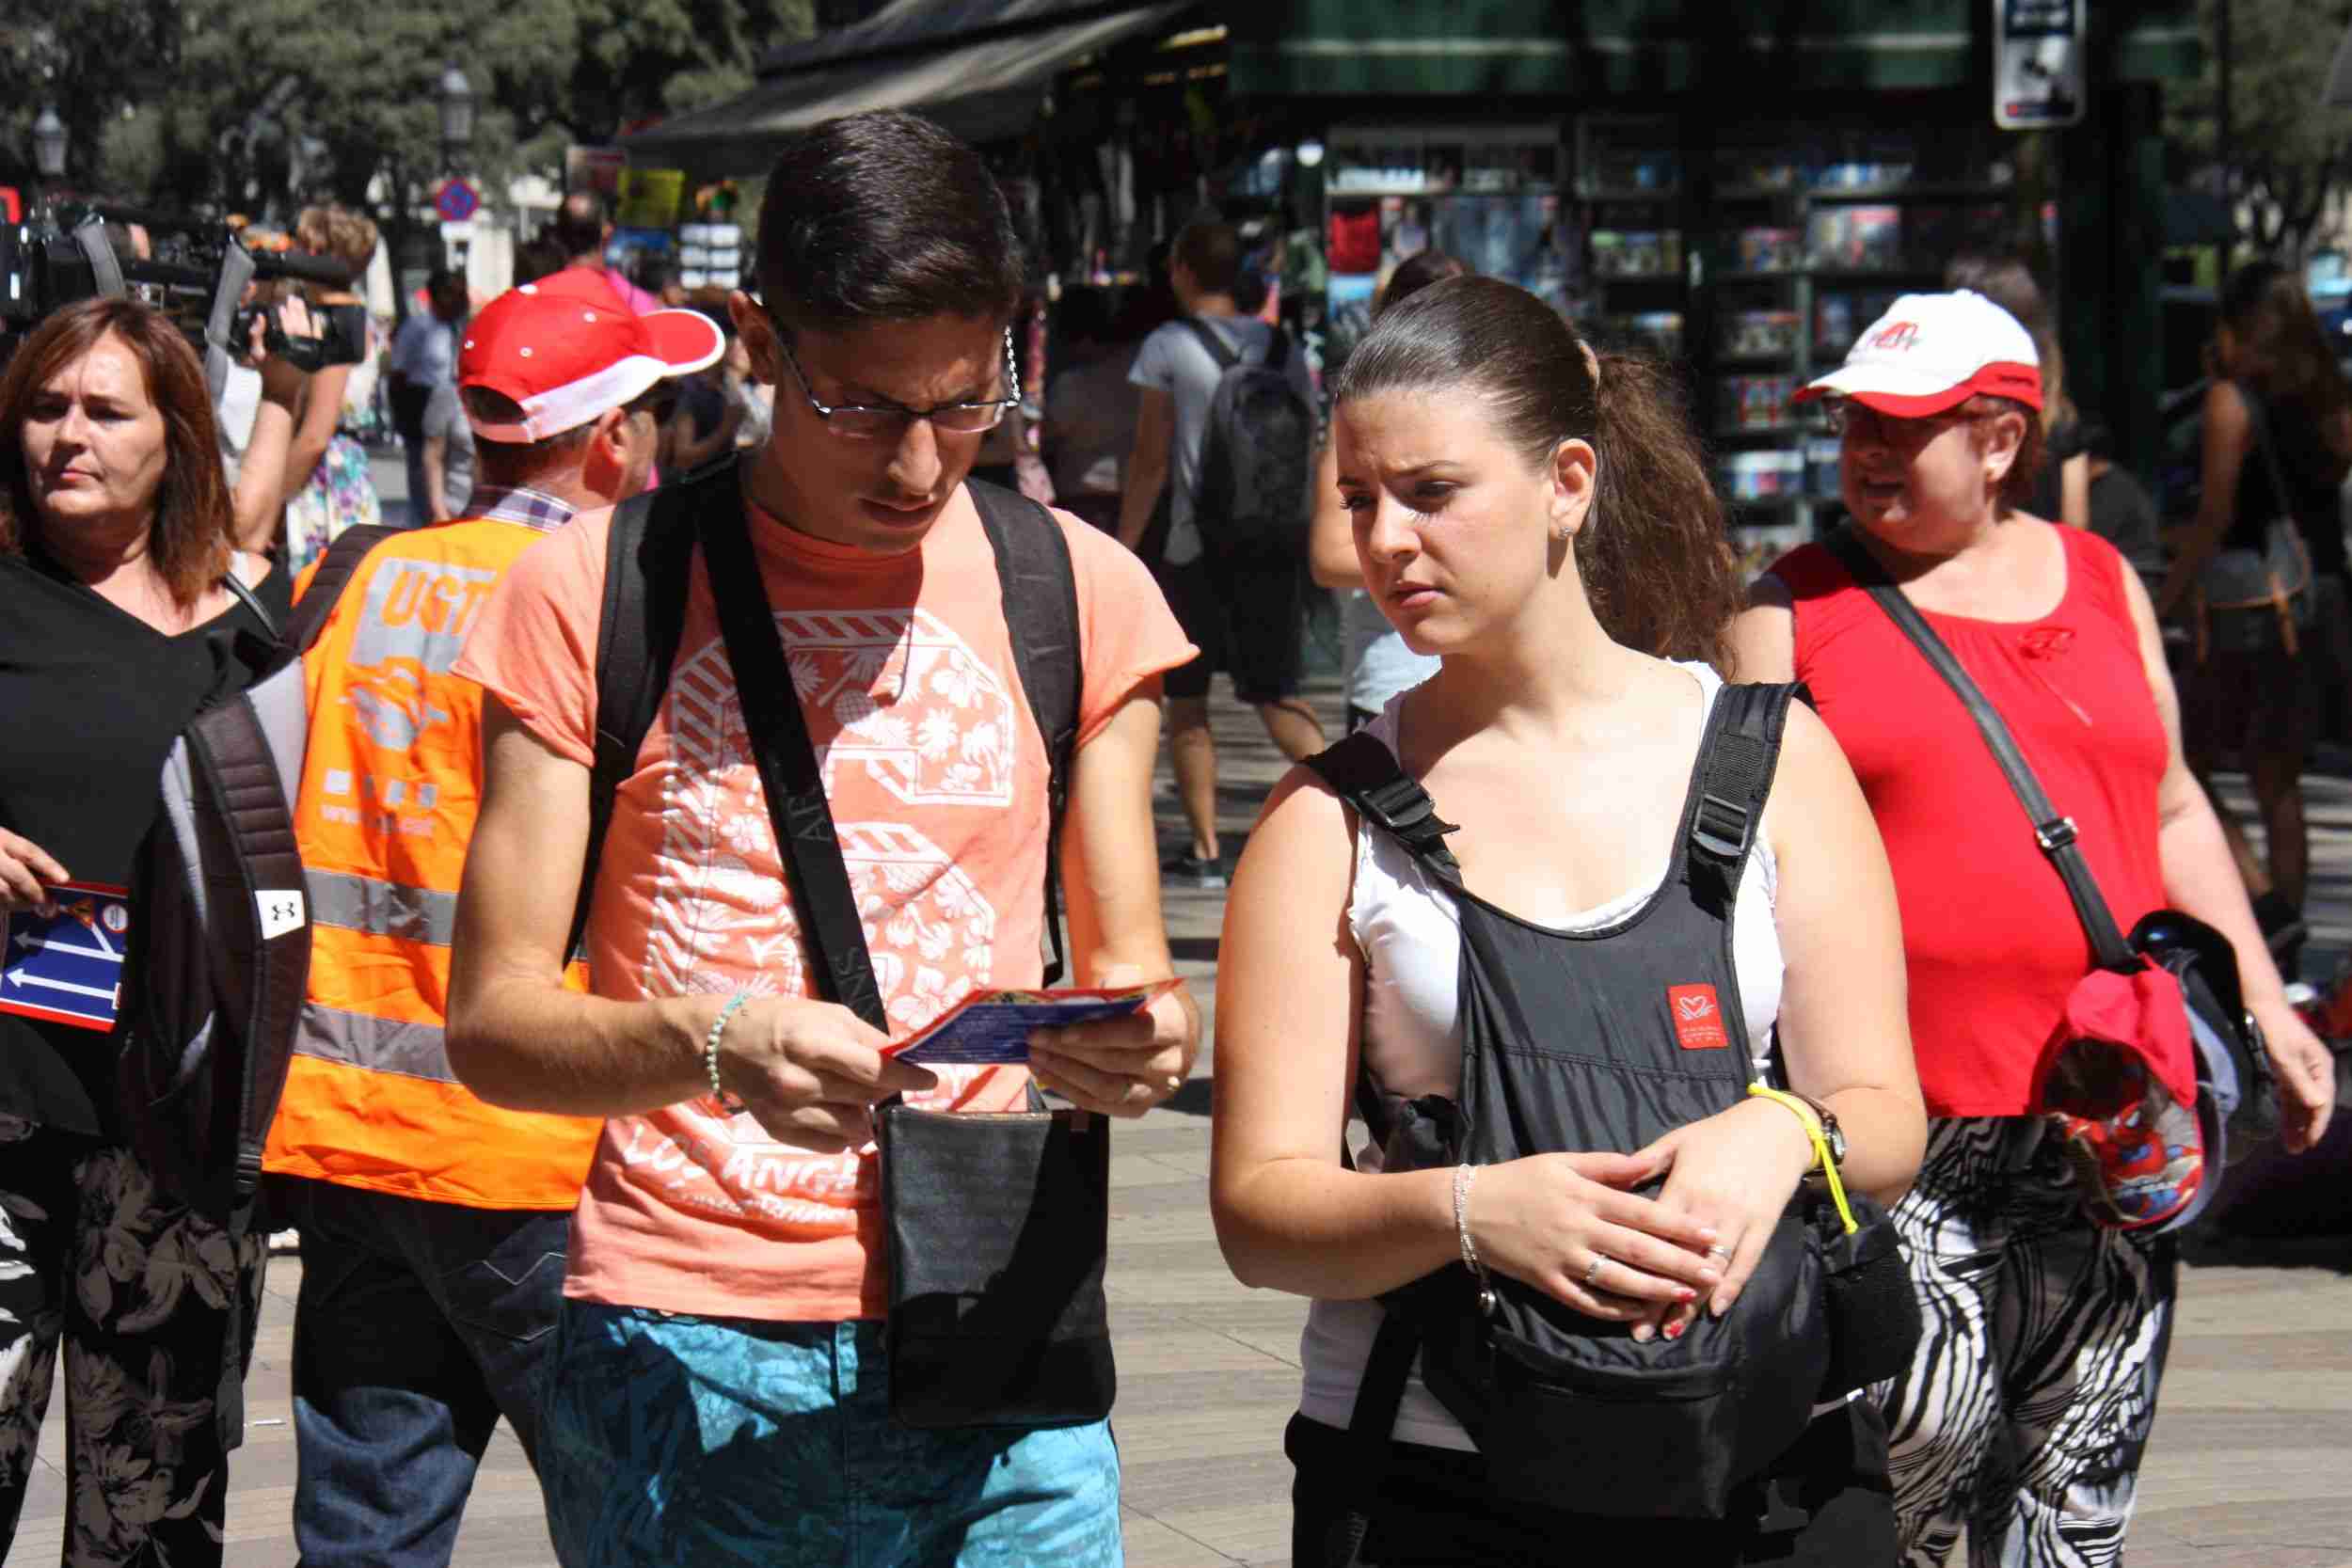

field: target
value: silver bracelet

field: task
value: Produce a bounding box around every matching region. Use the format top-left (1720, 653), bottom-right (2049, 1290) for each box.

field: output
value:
top-left (1452, 1163), bottom-right (1486, 1278)
top-left (706, 992), bottom-right (750, 1114)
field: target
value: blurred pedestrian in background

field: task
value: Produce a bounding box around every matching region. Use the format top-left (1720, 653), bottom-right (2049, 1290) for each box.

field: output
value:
top-left (280, 203), bottom-right (388, 572)
top-left (2156, 261), bottom-right (2352, 948)
top-left (1737, 289), bottom-right (2337, 1567)
top-left (1041, 285), bottom-right (1140, 535)
top-left (388, 269), bottom-right (467, 525)
top-left (1305, 248), bottom-right (1462, 730)
top-left (0, 297), bottom-right (287, 1566)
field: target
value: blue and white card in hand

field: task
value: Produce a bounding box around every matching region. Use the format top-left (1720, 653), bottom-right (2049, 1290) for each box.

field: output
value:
top-left (1, 881), bottom-right (132, 1033)
top-left (892, 978), bottom-right (1183, 1067)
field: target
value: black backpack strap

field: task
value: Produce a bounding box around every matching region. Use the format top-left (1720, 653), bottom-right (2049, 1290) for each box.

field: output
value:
top-left (968, 480), bottom-right (1083, 985)
top-left (1319, 1307), bottom-right (1423, 1567)
top-left (1301, 731), bottom-right (1463, 884)
top-left (1685, 679), bottom-right (1804, 912)
top-left (565, 465), bottom-right (715, 965)
top-left (284, 524), bottom-right (404, 654)
top-left (698, 474), bottom-right (890, 1028)
top-left (1824, 527), bottom-right (2139, 972)
top-left (1264, 325), bottom-right (1291, 372)
top-left (1182, 316), bottom-right (1242, 373)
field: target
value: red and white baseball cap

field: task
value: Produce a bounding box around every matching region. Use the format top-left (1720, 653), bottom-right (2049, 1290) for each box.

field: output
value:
top-left (1797, 290), bottom-right (2042, 416)
top-left (458, 273), bottom-right (725, 441)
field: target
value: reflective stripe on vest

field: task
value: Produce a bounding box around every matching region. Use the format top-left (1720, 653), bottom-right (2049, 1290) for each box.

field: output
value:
top-left (262, 520), bottom-right (600, 1211)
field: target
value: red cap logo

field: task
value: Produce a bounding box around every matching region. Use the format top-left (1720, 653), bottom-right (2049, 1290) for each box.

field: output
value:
top-left (1668, 984), bottom-right (1729, 1051)
top-left (1870, 321), bottom-right (1921, 352)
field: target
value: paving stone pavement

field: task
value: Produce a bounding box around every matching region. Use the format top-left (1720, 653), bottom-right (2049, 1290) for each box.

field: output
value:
top-left (8, 664), bottom-right (2348, 1566)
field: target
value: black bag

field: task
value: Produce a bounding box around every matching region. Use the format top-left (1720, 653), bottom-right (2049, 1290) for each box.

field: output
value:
top-left (1826, 527), bottom-right (2280, 1229)
top-left (687, 467), bottom-right (1114, 1431)
top-left (113, 523), bottom-right (398, 1449)
top-left (1307, 684), bottom-right (1918, 1530)
top-left (1184, 317), bottom-right (1314, 566)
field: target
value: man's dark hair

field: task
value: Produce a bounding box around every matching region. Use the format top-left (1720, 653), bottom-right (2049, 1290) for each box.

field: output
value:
top-left (756, 110), bottom-right (1025, 334)
top-left (1171, 218), bottom-right (1243, 298)
top-left (554, 191), bottom-right (609, 259)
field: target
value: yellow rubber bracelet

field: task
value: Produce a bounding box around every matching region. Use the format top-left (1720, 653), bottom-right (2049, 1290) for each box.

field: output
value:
top-left (1746, 1084), bottom-right (1858, 1236)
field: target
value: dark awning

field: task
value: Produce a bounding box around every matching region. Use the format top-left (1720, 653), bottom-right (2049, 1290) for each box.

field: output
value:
top-left (1226, 0), bottom-right (2201, 98)
top-left (622, 0), bottom-right (1191, 175)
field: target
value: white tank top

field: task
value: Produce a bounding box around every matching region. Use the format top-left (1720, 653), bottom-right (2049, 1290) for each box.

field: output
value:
top-left (1295, 661), bottom-right (1788, 1451)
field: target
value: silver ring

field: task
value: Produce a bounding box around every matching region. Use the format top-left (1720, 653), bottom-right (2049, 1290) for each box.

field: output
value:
top-left (1583, 1253), bottom-right (1610, 1289)
top-left (1705, 1243), bottom-right (1733, 1260)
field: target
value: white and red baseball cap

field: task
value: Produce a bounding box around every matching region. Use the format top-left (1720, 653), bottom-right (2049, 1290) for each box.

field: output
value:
top-left (1797, 290), bottom-right (2042, 416)
top-left (458, 272), bottom-right (725, 441)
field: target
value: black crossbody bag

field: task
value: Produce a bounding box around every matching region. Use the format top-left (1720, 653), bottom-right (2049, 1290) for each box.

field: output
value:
top-left (1826, 528), bottom-right (2280, 1226)
top-left (694, 486), bottom-right (1116, 1431)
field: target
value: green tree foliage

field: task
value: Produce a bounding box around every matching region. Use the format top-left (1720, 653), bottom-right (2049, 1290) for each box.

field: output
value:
top-left (8, 0), bottom-right (810, 229)
top-left (2167, 0), bottom-right (2352, 258)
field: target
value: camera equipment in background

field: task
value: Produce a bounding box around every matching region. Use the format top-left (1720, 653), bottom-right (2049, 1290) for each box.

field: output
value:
top-left (0, 202), bottom-right (358, 393)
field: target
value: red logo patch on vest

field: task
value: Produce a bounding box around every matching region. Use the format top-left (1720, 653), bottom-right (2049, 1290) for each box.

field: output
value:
top-left (1668, 984), bottom-right (1729, 1051)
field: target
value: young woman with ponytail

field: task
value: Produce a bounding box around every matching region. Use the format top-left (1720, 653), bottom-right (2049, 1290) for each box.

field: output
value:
top-left (1210, 276), bottom-right (1923, 1562)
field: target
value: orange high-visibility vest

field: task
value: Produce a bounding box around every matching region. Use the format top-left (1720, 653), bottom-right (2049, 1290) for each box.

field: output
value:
top-left (261, 515), bottom-right (600, 1211)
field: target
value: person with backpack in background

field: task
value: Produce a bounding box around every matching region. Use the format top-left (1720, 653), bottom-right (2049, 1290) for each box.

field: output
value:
top-left (0, 297), bottom-right (292, 1565)
top-left (1307, 249), bottom-right (1463, 730)
top-left (1120, 216), bottom-right (1325, 887)
top-left (441, 111), bottom-right (1200, 1567)
top-left (1213, 276), bottom-right (1925, 1563)
top-left (261, 273), bottom-right (722, 1568)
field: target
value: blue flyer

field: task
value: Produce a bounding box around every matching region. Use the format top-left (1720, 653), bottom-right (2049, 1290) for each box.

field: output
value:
top-left (1, 881), bottom-right (132, 1033)
top-left (894, 979), bottom-right (1182, 1067)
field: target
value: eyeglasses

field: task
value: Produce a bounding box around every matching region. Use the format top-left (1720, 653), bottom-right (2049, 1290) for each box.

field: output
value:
top-left (773, 326), bottom-right (1020, 440)
top-left (623, 386), bottom-right (678, 425)
top-left (1822, 399), bottom-right (1974, 451)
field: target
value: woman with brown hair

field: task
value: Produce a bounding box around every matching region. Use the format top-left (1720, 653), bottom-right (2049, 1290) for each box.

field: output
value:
top-left (280, 202), bottom-right (388, 571)
top-left (1213, 276), bottom-right (1923, 1562)
top-left (2155, 260), bottom-right (2352, 939)
top-left (0, 297), bottom-right (282, 1565)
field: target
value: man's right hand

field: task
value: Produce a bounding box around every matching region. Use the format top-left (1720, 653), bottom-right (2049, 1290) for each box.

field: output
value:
top-left (718, 996), bottom-right (937, 1152)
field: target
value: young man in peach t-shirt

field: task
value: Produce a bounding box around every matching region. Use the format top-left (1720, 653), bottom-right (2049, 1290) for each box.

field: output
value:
top-left (446, 110), bottom-right (1200, 1567)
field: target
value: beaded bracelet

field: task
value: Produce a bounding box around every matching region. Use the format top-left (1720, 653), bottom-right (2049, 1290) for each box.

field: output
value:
top-left (1452, 1163), bottom-right (1485, 1276)
top-left (706, 991), bottom-right (750, 1115)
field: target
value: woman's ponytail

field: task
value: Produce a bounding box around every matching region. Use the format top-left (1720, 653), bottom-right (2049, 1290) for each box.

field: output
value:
top-left (1583, 352), bottom-right (1742, 671)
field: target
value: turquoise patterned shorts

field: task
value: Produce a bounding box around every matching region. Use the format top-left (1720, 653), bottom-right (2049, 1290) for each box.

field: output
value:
top-left (539, 1301), bottom-right (1122, 1567)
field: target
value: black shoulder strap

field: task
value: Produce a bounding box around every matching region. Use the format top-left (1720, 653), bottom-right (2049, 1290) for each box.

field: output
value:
top-left (1824, 526), bottom-right (2137, 972)
top-left (1264, 325), bottom-right (1291, 372)
top-left (1182, 316), bottom-right (1242, 373)
top-left (1685, 679), bottom-right (1804, 911)
top-left (564, 464), bottom-right (714, 964)
top-left (2234, 379), bottom-right (2301, 522)
top-left (968, 480), bottom-right (1083, 985)
top-left (1301, 730), bottom-right (1462, 883)
top-left (282, 524), bottom-right (403, 654)
top-left (697, 474), bottom-right (889, 1028)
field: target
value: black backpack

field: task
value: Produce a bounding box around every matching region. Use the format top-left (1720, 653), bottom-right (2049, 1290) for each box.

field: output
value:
top-left (1183, 318), bottom-right (1315, 565)
top-left (113, 521), bottom-right (401, 1449)
top-left (566, 458), bottom-right (1083, 976)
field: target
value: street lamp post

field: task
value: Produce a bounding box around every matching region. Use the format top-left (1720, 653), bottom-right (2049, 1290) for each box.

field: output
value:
top-left (31, 105), bottom-right (68, 189)
top-left (437, 63), bottom-right (474, 277)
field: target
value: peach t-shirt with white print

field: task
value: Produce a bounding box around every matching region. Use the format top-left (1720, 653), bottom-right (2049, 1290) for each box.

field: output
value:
top-left (453, 487), bottom-right (1195, 1322)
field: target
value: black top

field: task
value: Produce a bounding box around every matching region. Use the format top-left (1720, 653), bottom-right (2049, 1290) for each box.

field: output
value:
top-left (2026, 409), bottom-right (2087, 524)
top-left (2088, 464), bottom-right (2163, 583)
top-left (0, 547), bottom-right (288, 1133)
top-left (2225, 383), bottom-right (2352, 579)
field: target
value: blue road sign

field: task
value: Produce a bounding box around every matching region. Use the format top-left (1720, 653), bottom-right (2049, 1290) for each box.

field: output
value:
top-left (1, 881), bottom-right (130, 1032)
top-left (436, 178), bottom-right (481, 223)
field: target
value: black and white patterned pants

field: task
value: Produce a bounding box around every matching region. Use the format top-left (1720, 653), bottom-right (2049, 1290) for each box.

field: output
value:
top-left (0, 1118), bottom-right (267, 1566)
top-left (1874, 1117), bottom-right (2177, 1568)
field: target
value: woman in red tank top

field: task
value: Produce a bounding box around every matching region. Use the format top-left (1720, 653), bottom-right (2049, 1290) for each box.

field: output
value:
top-left (1731, 289), bottom-right (2335, 1568)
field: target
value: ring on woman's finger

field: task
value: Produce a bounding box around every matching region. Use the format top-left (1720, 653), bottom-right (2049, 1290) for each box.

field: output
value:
top-left (1583, 1253), bottom-right (1611, 1290)
top-left (1704, 1243), bottom-right (1732, 1260)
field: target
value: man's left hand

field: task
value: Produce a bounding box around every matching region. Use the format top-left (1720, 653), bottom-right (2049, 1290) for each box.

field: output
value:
top-left (1026, 982), bottom-right (1199, 1117)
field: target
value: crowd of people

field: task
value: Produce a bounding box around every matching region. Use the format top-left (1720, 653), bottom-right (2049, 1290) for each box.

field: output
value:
top-left (0, 103), bottom-right (2342, 1568)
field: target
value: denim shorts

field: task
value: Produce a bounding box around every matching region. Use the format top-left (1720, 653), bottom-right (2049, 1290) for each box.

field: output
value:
top-left (539, 1300), bottom-right (1121, 1568)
